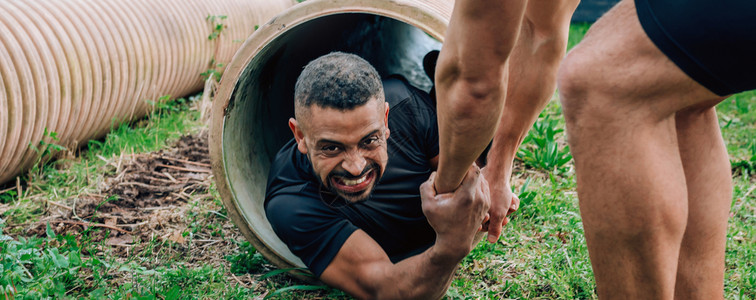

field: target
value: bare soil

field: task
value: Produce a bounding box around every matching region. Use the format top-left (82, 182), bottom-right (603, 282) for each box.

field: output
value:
top-left (14, 131), bottom-right (265, 289)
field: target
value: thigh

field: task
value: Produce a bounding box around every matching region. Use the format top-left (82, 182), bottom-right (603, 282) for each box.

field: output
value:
top-left (565, 0), bottom-right (723, 120)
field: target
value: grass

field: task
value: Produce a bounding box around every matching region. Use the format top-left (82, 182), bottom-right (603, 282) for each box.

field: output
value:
top-left (1, 23), bottom-right (754, 299)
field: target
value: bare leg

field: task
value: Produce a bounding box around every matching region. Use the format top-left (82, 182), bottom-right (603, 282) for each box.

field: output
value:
top-left (557, 0), bottom-right (729, 298)
top-left (482, 0), bottom-right (580, 241)
top-left (674, 107), bottom-right (731, 300)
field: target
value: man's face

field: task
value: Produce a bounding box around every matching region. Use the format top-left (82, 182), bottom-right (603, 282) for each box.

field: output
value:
top-left (289, 98), bottom-right (390, 203)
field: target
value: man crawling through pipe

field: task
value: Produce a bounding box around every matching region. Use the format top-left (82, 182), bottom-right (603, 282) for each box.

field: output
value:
top-left (264, 52), bottom-right (490, 299)
top-left (263, 0), bottom-right (580, 296)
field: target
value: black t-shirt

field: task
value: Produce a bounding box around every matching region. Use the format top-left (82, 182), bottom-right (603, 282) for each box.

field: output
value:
top-left (264, 77), bottom-right (439, 276)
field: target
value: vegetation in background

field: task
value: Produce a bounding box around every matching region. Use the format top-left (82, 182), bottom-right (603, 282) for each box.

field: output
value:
top-left (1, 22), bottom-right (753, 299)
top-left (202, 15), bottom-right (228, 81)
top-left (516, 108), bottom-right (573, 174)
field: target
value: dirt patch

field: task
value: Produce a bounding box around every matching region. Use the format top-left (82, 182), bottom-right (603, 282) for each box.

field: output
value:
top-left (18, 131), bottom-right (248, 272)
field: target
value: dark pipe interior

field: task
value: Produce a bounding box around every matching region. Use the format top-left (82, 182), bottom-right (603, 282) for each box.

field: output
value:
top-left (238, 14), bottom-right (439, 159)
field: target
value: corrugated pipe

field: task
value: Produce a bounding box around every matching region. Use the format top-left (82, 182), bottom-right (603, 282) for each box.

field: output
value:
top-left (210, 0), bottom-right (452, 277)
top-left (0, 0), bottom-right (294, 183)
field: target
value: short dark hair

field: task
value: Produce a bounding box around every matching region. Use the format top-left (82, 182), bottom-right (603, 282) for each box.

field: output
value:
top-left (294, 52), bottom-right (383, 118)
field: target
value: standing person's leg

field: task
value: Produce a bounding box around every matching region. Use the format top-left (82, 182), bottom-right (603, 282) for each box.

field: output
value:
top-left (674, 106), bottom-right (731, 300)
top-left (482, 0), bottom-right (580, 241)
top-left (557, 0), bottom-right (728, 298)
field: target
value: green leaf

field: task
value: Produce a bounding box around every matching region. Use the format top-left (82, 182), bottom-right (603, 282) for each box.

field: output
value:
top-left (48, 248), bottom-right (69, 268)
top-left (45, 222), bottom-right (56, 240)
top-left (164, 285), bottom-right (181, 300)
top-left (265, 285), bottom-right (329, 299)
top-left (260, 268), bottom-right (312, 280)
top-left (68, 251), bottom-right (81, 266)
top-left (89, 288), bottom-right (107, 298)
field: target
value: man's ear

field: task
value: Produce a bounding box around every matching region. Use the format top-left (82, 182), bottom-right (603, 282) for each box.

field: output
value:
top-left (384, 102), bottom-right (391, 139)
top-left (288, 118), bottom-right (308, 154)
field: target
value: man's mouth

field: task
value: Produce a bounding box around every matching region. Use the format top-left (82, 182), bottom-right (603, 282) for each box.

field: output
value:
top-left (330, 169), bottom-right (376, 194)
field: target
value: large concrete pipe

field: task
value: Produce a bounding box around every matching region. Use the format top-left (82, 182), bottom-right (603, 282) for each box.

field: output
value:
top-left (0, 0), bottom-right (294, 184)
top-left (211, 0), bottom-right (452, 274)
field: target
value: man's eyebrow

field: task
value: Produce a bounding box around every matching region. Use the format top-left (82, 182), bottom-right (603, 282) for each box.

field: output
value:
top-left (315, 139), bottom-right (344, 146)
top-left (360, 130), bottom-right (381, 141)
top-left (315, 130), bottom-right (381, 146)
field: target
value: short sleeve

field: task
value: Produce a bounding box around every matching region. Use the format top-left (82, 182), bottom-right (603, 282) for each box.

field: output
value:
top-left (266, 193), bottom-right (359, 277)
top-left (410, 87), bottom-right (439, 159)
top-left (385, 77), bottom-right (439, 161)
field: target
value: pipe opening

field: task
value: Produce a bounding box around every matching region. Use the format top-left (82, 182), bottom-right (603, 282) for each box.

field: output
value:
top-left (221, 12), bottom-right (442, 268)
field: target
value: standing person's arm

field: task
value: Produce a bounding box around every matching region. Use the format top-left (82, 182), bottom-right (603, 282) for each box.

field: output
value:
top-left (434, 0), bottom-right (528, 193)
top-left (480, 0), bottom-right (581, 242)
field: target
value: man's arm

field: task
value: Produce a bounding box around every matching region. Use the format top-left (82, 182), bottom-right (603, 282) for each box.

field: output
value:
top-left (433, 0), bottom-right (527, 193)
top-left (320, 167), bottom-right (489, 299)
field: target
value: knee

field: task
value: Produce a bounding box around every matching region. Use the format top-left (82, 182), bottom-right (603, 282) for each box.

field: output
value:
top-left (556, 46), bottom-right (600, 125)
top-left (557, 41), bottom-right (644, 127)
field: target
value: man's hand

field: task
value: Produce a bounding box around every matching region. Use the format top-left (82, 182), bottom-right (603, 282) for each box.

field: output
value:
top-left (480, 167), bottom-right (519, 243)
top-left (421, 165), bottom-right (491, 258)
top-left (320, 166), bottom-right (491, 300)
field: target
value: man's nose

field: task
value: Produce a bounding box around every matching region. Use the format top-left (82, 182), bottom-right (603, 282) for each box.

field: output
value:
top-left (342, 152), bottom-right (367, 176)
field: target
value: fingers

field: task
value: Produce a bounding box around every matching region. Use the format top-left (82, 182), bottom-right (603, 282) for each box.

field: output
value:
top-left (420, 172), bottom-right (438, 197)
top-left (507, 193), bottom-right (520, 216)
top-left (459, 164), bottom-right (482, 192)
top-left (479, 213), bottom-right (491, 232)
top-left (486, 193), bottom-right (518, 242)
top-left (486, 213), bottom-right (504, 243)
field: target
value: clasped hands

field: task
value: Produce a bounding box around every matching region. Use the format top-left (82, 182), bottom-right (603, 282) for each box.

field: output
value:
top-left (421, 164), bottom-right (518, 257)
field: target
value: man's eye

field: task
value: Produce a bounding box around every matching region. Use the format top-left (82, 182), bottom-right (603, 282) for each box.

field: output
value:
top-left (321, 145), bottom-right (340, 153)
top-left (362, 136), bottom-right (380, 147)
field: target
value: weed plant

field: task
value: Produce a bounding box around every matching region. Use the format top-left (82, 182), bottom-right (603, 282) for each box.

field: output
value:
top-left (516, 112), bottom-right (573, 174)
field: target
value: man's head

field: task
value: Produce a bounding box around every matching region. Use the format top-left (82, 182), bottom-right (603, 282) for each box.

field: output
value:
top-left (288, 52), bottom-right (390, 203)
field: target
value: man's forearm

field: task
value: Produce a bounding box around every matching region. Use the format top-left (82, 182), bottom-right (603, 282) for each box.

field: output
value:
top-left (366, 243), bottom-right (468, 300)
top-left (434, 0), bottom-right (528, 193)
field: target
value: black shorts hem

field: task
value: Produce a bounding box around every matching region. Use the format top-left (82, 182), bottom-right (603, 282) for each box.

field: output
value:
top-left (635, 0), bottom-right (733, 96)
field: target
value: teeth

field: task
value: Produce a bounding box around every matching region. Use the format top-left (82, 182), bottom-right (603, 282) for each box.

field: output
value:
top-left (342, 174), bottom-right (368, 186)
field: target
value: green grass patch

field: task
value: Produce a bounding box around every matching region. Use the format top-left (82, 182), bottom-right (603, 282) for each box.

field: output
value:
top-left (2, 96), bottom-right (202, 224)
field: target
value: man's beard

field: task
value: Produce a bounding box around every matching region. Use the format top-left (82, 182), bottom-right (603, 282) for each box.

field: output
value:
top-left (309, 155), bottom-right (382, 204)
top-left (326, 162), bottom-right (381, 203)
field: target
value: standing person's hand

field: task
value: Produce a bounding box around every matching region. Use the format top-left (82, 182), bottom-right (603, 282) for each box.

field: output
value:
top-left (480, 167), bottom-right (519, 243)
top-left (421, 166), bottom-right (491, 258)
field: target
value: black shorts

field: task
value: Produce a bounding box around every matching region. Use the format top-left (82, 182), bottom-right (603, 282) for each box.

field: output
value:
top-left (635, 0), bottom-right (756, 96)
